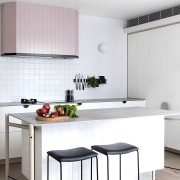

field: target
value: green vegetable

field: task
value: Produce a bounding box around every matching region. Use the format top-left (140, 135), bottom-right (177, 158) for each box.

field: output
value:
top-left (54, 104), bottom-right (78, 118)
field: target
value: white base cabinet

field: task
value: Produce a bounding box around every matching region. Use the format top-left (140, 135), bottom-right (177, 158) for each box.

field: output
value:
top-left (102, 100), bottom-right (145, 109)
top-left (165, 117), bottom-right (180, 151)
top-left (77, 102), bottom-right (102, 110)
top-left (77, 99), bottom-right (145, 110)
top-left (0, 131), bottom-right (21, 159)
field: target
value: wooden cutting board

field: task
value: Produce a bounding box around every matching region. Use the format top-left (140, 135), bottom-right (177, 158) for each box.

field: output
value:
top-left (36, 116), bottom-right (69, 121)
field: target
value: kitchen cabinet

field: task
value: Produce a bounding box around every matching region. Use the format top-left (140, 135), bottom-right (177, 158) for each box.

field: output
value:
top-left (0, 132), bottom-right (21, 159)
top-left (77, 99), bottom-right (145, 110)
top-left (128, 23), bottom-right (180, 109)
top-left (165, 116), bottom-right (180, 151)
top-left (77, 102), bottom-right (102, 110)
top-left (102, 100), bottom-right (145, 108)
top-left (1, 2), bottom-right (79, 58)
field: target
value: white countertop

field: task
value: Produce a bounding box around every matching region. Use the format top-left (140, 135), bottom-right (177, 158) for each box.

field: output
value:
top-left (9, 107), bottom-right (178, 126)
top-left (165, 115), bottom-right (180, 120)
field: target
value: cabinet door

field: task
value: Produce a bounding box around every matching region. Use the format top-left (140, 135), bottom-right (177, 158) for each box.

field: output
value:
top-left (77, 101), bottom-right (145, 110)
top-left (128, 32), bottom-right (148, 99)
top-left (0, 132), bottom-right (22, 159)
top-left (128, 34), bottom-right (138, 97)
top-left (77, 103), bottom-right (102, 110)
top-left (165, 120), bottom-right (180, 150)
top-left (102, 100), bottom-right (145, 108)
top-left (128, 27), bottom-right (169, 107)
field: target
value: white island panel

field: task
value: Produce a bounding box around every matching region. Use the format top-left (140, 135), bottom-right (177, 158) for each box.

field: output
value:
top-left (36, 116), bottom-right (164, 180)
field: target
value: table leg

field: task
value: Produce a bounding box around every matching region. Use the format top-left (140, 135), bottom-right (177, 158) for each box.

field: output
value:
top-left (152, 171), bottom-right (155, 180)
top-left (5, 115), bottom-right (35, 180)
top-left (29, 124), bottom-right (35, 180)
top-left (5, 115), bottom-right (9, 180)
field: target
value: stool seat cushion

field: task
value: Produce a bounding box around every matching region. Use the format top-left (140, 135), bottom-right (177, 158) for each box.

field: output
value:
top-left (47, 147), bottom-right (98, 162)
top-left (91, 142), bottom-right (138, 155)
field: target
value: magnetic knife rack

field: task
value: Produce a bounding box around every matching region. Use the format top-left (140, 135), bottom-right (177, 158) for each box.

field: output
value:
top-left (73, 75), bottom-right (107, 90)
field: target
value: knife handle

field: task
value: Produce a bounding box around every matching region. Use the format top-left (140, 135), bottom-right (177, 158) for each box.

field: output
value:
top-left (76, 83), bottom-right (78, 90)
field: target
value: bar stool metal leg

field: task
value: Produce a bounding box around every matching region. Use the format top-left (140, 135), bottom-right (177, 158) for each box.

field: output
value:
top-left (137, 150), bottom-right (140, 180)
top-left (91, 157), bottom-right (92, 180)
top-left (91, 149), bottom-right (99, 180)
top-left (107, 155), bottom-right (109, 180)
top-left (119, 154), bottom-right (121, 180)
top-left (91, 156), bottom-right (99, 180)
top-left (95, 156), bottom-right (99, 180)
top-left (47, 155), bottom-right (49, 180)
top-left (81, 160), bottom-right (83, 180)
top-left (59, 162), bottom-right (62, 180)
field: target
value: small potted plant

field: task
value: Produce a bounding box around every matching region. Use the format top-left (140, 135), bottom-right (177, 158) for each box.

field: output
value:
top-left (87, 76), bottom-right (99, 88)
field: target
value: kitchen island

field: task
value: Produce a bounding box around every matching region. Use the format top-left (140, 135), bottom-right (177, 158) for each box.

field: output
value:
top-left (0, 98), bottom-right (145, 162)
top-left (5, 107), bottom-right (178, 180)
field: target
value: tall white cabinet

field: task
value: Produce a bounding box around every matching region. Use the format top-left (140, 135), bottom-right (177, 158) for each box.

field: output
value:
top-left (127, 22), bottom-right (180, 151)
top-left (128, 24), bottom-right (180, 109)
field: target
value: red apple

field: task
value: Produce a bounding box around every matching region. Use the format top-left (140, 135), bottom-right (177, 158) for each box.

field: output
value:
top-left (50, 111), bottom-right (59, 118)
top-left (36, 108), bottom-right (48, 116)
top-left (43, 103), bottom-right (50, 112)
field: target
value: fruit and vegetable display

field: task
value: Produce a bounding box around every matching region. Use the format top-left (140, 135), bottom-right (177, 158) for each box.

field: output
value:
top-left (36, 103), bottom-right (78, 119)
top-left (54, 104), bottom-right (78, 118)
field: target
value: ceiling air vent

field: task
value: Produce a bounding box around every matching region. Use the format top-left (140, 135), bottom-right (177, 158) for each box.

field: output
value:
top-left (173, 5), bottom-right (180, 15)
top-left (149, 12), bottom-right (161, 22)
top-left (128, 18), bottom-right (139, 27)
top-left (139, 15), bottom-right (148, 25)
top-left (127, 5), bottom-right (180, 28)
top-left (161, 8), bottom-right (172, 19)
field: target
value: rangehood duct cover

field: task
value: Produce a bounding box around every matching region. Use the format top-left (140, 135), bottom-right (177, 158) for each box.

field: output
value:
top-left (1, 2), bottom-right (79, 59)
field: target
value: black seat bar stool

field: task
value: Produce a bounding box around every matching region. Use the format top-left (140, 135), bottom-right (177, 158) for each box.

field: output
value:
top-left (47, 147), bottom-right (98, 180)
top-left (91, 142), bottom-right (139, 180)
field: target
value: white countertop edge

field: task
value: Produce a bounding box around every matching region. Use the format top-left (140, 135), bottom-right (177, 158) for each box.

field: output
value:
top-left (9, 107), bottom-right (179, 127)
top-left (165, 115), bottom-right (180, 120)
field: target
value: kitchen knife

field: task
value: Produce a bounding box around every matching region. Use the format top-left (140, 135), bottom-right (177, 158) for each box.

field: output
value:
top-left (78, 73), bottom-right (81, 90)
top-left (82, 75), bottom-right (85, 90)
top-left (75, 74), bottom-right (78, 90)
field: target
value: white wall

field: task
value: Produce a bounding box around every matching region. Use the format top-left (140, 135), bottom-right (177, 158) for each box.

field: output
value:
top-left (0, 15), bottom-right (127, 102)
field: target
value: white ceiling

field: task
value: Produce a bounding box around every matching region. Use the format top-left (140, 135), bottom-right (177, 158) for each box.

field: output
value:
top-left (0, 0), bottom-right (180, 20)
